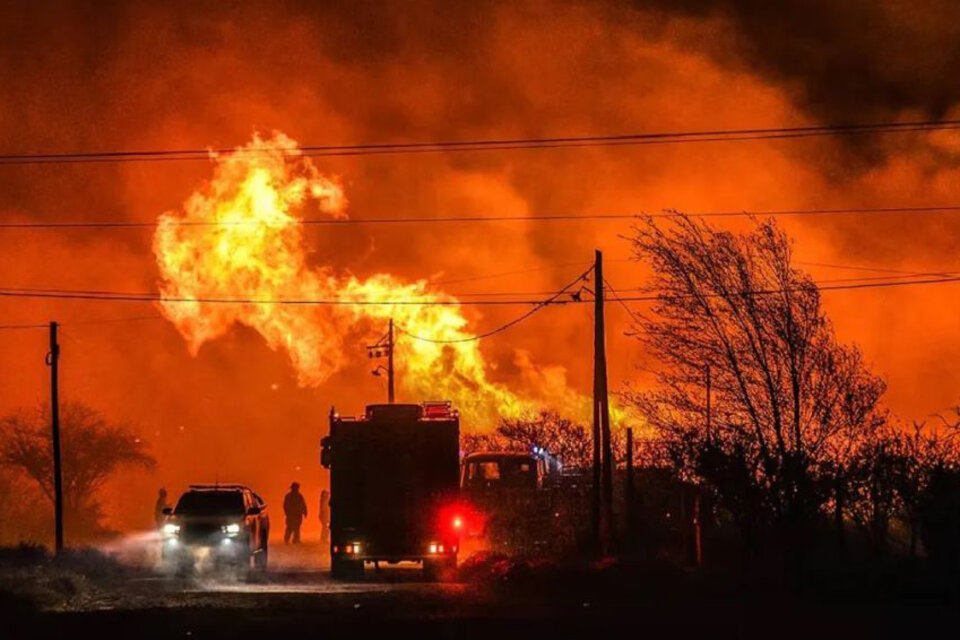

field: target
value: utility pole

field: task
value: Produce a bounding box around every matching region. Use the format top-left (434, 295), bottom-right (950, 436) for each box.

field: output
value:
top-left (705, 365), bottom-right (712, 442)
top-left (387, 318), bottom-right (395, 404)
top-left (593, 250), bottom-right (613, 552)
top-left (367, 319), bottom-right (396, 404)
top-left (626, 427), bottom-right (635, 546)
top-left (695, 365), bottom-right (711, 568)
top-left (591, 267), bottom-right (601, 554)
top-left (47, 321), bottom-right (63, 556)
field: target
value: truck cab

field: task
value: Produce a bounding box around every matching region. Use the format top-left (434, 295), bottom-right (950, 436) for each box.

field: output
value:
top-left (460, 450), bottom-right (559, 495)
top-left (321, 402), bottom-right (462, 580)
top-left (459, 449), bottom-right (561, 549)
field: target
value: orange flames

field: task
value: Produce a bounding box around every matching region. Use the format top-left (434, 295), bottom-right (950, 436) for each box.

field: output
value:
top-left (153, 132), bottom-right (541, 426)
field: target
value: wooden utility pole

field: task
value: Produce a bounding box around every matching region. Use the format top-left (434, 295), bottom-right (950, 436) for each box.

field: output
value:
top-left (367, 319), bottom-right (396, 404)
top-left (47, 321), bottom-right (64, 556)
top-left (591, 261), bottom-right (602, 553)
top-left (693, 490), bottom-right (703, 568)
top-left (695, 365), bottom-right (710, 568)
top-left (387, 318), bottom-right (395, 404)
top-left (705, 365), bottom-right (712, 442)
top-left (626, 427), bottom-right (635, 544)
top-left (593, 250), bottom-right (613, 552)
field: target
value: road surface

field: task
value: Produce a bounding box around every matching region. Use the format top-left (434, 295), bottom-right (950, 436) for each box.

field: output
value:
top-left (4, 540), bottom-right (960, 639)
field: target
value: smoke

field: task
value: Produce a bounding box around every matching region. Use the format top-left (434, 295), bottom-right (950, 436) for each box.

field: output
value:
top-left (632, 0), bottom-right (960, 124)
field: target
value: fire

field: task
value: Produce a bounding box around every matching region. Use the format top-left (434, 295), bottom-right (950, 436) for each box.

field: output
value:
top-left (153, 132), bottom-right (534, 426)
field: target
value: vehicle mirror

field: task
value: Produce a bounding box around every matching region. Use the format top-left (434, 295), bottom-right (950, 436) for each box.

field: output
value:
top-left (247, 506), bottom-right (261, 516)
top-left (320, 436), bottom-right (332, 469)
top-left (162, 507), bottom-right (173, 516)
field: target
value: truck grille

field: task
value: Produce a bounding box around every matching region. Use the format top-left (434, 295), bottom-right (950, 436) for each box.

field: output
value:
top-left (180, 523), bottom-right (223, 544)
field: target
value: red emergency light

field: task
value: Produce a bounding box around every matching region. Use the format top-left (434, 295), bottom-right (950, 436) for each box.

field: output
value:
top-left (421, 401), bottom-right (456, 419)
top-left (438, 503), bottom-right (468, 537)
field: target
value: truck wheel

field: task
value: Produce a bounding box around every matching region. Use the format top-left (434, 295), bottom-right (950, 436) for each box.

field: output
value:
top-left (331, 556), bottom-right (345, 579)
top-left (331, 557), bottom-right (363, 580)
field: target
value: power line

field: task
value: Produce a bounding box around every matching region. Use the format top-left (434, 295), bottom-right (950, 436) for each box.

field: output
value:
top-left (0, 287), bottom-right (551, 306)
top-left (4, 205), bottom-right (960, 230)
top-left (454, 269), bottom-right (960, 297)
top-left (797, 260), bottom-right (955, 277)
top-left (432, 261), bottom-right (593, 286)
top-left (612, 274), bottom-right (960, 303)
top-left (4, 272), bottom-right (959, 338)
top-left (0, 314), bottom-right (164, 331)
top-left (602, 278), bottom-right (645, 325)
top-left (396, 267), bottom-right (593, 344)
top-left (1, 119), bottom-right (959, 166)
top-left (2, 272), bottom-right (960, 308)
top-left (0, 321), bottom-right (48, 330)
top-left (0, 268), bottom-right (948, 311)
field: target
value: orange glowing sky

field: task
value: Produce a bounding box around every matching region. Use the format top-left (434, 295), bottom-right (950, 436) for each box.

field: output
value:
top-left (1, 0), bottom-right (959, 535)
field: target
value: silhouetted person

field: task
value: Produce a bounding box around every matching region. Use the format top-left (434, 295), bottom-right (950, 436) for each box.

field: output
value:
top-left (154, 487), bottom-right (170, 529)
top-left (283, 482), bottom-right (308, 544)
top-left (319, 488), bottom-right (330, 546)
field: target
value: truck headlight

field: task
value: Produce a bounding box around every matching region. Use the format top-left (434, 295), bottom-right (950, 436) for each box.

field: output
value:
top-left (161, 523), bottom-right (180, 538)
top-left (221, 523), bottom-right (241, 536)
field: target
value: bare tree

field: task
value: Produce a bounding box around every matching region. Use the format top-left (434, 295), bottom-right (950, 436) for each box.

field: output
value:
top-left (624, 215), bottom-right (886, 542)
top-left (0, 402), bottom-right (154, 536)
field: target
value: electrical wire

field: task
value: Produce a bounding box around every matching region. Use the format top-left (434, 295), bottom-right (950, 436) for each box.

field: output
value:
top-left (2, 270), bottom-right (960, 308)
top-left (0, 286), bottom-right (554, 306)
top-left (395, 267), bottom-right (593, 344)
top-left (602, 278), bottom-right (645, 325)
top-left (2, 118), bottom-right (958, 166)
top-left (611, 274), bottom-right (960, 303)
top-left (0, 314), bottom-right (165, 331)
top-left (4, 205), bottom-right (960, 230)
top-left (0, 322), bottom-right (48, 330)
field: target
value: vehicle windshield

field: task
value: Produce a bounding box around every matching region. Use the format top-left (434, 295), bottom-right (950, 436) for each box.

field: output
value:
top-left (174, 491), bottom-right (245, 516)
top-left (469, 461), bottom-right (501, 481)
top-left (464, 457), bottom-right (537, 488)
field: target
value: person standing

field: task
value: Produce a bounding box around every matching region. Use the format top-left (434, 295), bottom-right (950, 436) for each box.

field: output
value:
top-left (283, 482), bottom-right (308, 544)
top-left (319, 488), bottom-right (330, 547)
top-left (154, 487), bottom-right (170, 529)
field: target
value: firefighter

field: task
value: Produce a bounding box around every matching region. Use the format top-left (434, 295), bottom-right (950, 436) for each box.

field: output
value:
top-left (283, 481), bottom-right (308, 544)
top-left (154, 487), bottom-right (170, 529)
top-left (319, 489), bottom-right (330, 547)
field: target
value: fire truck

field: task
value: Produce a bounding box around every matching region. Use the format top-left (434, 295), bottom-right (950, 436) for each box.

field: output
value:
top-left (320, 402), bottom-right (462, 579)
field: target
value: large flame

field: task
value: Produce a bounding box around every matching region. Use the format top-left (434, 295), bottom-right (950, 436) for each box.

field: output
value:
top-left (153, 132), bottom-right (538, 426)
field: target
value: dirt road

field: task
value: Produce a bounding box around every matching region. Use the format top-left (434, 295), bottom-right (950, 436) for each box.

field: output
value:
top-left (4, 541), bottom-right (960, 639)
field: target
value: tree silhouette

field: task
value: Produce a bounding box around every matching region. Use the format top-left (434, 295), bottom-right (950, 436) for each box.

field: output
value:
top-left (461, 411), bottom-right (625, 470)
top-left (624, 214), bottom-right (887, 545)
top-left (0, 402), bottom-right (154, 537)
